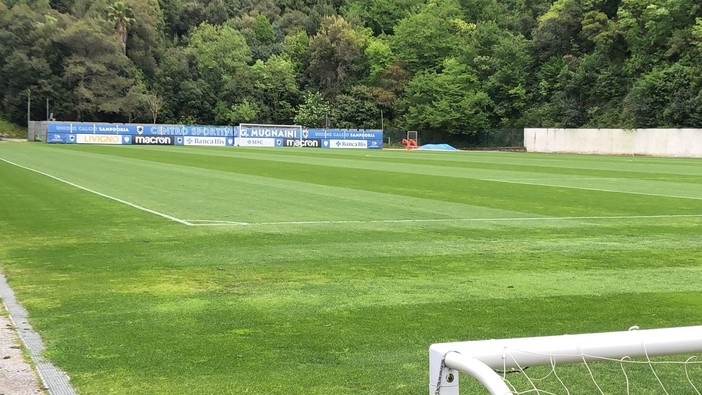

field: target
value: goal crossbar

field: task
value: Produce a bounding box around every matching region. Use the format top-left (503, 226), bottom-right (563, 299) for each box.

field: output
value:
top-left (430, 325), bottom-right (702, 395)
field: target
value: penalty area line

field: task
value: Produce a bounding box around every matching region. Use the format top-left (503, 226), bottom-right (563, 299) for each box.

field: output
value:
top-left (0, 157), bottom-right (193, 226)
top-left (185, 213), bottom-right (702, 226)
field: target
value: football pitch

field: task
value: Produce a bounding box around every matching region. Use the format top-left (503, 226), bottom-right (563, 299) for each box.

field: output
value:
top-left (1, 142), bottom-right (701, 394)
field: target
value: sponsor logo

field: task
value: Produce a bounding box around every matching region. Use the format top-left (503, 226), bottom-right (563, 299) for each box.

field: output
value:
top-left (76, 134), bottom-right (121, 144)
top-left (283, 138), bottom-right (321, 148)
top-left (133, 135), bottom-right (174, 145)
top-left (137, 125), bottom-right (144, 134)
top-left (305, 129), bottom-right (383, 139)
top-left (187, 126), bottom-right (231, 137)
top-left (47, 134), bottom-right (65, 143)
top-left (74, 124), bottom-right (95, 132)
top-left (330, 139), bottom-right (368, 149)
top-left (241, 128), bottom-right (297, 138)
top-left (97, 125), bottom-right (129, 133)
top-left (47, 123), bottom-right (72, 133)
top-left (236, 138), bottom-right (276, 147)
top-left (183, 136), bottom-right (226, 146)
top-left (347, 131), bottom-right (382, 139)
top-left (152, 125), bottom-right (182, 135)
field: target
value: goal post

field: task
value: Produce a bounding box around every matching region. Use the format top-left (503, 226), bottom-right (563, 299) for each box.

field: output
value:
top-left (430, 325), bottom-right (702, 395)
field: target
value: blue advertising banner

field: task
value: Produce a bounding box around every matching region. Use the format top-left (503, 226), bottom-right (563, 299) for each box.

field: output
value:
top-left (305, 129), bottom-right (383, 140)
top-left (142, 125), bottom-right (233, 137)
top-left (132, 135), bottom-right (174, 145)
top-left (47, 123), bottom-right (138, 134)
top-left (46, 133), bottom-right (75, 144)
top-left (46, 122), bottom-right (381, 149)
top-left (238, 126), bottom-right (298, 139)
top-left (283, 138), bottom-right (322, 148)
top-left (47, 122), bottom-right (234, 137)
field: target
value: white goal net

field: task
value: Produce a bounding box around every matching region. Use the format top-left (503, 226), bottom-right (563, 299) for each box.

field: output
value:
top-left (430, 325), bottom-right (702, 395)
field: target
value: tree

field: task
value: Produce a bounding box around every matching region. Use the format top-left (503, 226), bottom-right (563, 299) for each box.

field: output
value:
top-left (215, 99), bottom-right (258, 124)
top-left (391, 0), bottom-right (464, 73)
top-left (281, 30), bottom-right (307, 71)
top-left (144, 93), bottom-right (164, 123)
top-left (120, 0), bottom-right (164, 79)
top-left (333, 85), bottom-right (382, 129)
top-left (0, 4), bottom-right (69, 124)
top-left (623, 64), bottom-right (702, 127)
top-left (364, 37), bottom-right (395, 83)
top-left (251, 55), bottom-right (299, 123)
top-left (294, 91), bottom-right (331, 128)
top-left (342, 0), bottom-right (423, 35)
top-left (398, 57), bottom-right (493, 138)
top-left (57, 17), bottom-right (142, 121)
top-left (306, 15), bottom-right (368, 98)
top-left (531, 0), bottom-right (584, 61)
top-left (187, 22), bottom-right (251, 83)
top-left (106, 1), bottom-right (135, 54)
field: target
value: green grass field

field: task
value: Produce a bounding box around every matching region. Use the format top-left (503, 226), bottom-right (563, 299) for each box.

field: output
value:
top-left (1, 142), bottom-right (701, 394)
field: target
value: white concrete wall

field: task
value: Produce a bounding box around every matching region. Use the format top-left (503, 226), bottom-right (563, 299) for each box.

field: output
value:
top-left (524, 128), bottom-right (702, 158)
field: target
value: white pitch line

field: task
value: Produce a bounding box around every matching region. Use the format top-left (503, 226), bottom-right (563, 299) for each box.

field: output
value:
top-left (0, 158), bottom-right (193, 226)
top-left (186, 213), bottom-right (702, 226)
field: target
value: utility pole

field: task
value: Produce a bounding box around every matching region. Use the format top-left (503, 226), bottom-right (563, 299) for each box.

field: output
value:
top-left (27, 89), bottom-right (31, 125)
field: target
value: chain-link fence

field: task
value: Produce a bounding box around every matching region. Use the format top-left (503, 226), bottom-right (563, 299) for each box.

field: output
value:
top-left (384, 128), bottom-right (525, 150)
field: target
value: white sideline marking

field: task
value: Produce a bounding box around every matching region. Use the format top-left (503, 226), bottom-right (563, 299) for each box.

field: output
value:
top-left (185, 214), bottom-right (702, 227)
top-left (0, 158), bottom-right (193, 225)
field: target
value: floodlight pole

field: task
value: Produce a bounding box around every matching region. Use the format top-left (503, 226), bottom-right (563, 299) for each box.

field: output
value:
top-left (381, 109), bottom-right (384, 132)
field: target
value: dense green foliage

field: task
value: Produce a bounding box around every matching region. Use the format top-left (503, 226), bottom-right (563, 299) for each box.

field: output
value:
top-left (0, 116), bottom-right (25, 137)
top-left (2, 0), bottom-right (702, 143)
top-left (1, 143), bottom-right (701, 394)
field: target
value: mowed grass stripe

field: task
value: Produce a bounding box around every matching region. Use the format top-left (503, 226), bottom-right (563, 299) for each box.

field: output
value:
top-left (0, 145), bottom-right (543, 222)
top-left (113, 144), bottom-right (702, 178)
top-left (9, 144), bottom-right (702, 220)
top-left (61, 144), bottom-right (702, 193)
top-left (1, 142), bottom-right (701, 394)
top-left (69, 146), bottom-right (702, 184)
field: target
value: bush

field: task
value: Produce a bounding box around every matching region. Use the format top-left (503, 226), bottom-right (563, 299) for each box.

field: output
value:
top-left (0, 117), bottom-right (25, 139)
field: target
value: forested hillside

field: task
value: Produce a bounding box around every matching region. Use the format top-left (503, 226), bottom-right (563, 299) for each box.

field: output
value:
top-left (1, 0), bottom-right (702, 142)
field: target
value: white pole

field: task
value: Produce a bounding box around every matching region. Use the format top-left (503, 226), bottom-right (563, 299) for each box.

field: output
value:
top-left (430, 325), bottom-right (702, 394)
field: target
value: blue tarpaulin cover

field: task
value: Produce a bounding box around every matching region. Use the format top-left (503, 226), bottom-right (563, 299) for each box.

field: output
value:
top-left (417, 144), bottom-right (458, 151)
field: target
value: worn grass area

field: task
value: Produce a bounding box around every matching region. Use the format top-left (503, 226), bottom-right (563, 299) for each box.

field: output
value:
top-left (1, 142), bottom-right (701, 394)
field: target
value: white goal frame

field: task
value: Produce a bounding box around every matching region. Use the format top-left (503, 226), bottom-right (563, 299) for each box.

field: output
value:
top-left (430, 325), bottom-right (702, 395)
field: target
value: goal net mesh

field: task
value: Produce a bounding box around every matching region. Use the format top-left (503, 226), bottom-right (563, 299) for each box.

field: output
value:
top-left (430, 326), bottom-right (702, 395)
top-left (496, 354), bottom-right (701, 394)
